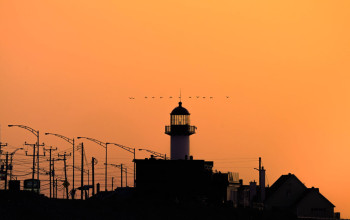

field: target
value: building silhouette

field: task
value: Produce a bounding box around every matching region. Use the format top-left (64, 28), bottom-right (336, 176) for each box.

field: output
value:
top-left (265, 173), bottom-right (337, 219)
top-left (136, 102), bottom-right (339, 219)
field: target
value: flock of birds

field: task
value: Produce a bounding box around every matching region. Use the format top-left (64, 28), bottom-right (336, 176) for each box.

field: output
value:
top-left (128, 96), bottom-right (230, 100)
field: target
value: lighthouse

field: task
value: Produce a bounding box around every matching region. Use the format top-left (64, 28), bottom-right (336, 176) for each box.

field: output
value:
top-left (165, 102), bottom-right (196, 160)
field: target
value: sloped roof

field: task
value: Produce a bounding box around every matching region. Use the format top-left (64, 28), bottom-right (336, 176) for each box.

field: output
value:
top-left (293, 188), bottom-right (335, 208)
top-left (267, 173), bottom-right (307, 197)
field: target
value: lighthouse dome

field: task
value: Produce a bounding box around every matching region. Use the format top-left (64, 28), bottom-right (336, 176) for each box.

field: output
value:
top-left (171, 102), bottom-right (190, 115)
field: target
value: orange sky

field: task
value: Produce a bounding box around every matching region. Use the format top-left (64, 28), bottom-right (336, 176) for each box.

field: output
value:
top-left (1, 0), bottom-right (350, 217)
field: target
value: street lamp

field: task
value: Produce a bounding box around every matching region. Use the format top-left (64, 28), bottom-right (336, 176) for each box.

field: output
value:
top-left (107, 143), bottom-right (136, 187)
top-left (77, 137), bottom-right (109, 191)
top-left (45, 132), bottom-right (75, 199)
top-left (8, 125), bottom-right (43, 182)
top-left (139, 148), bottom-right (169, 160)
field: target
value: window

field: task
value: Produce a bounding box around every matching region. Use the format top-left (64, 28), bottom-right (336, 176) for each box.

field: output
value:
top-left (171, 115), bottom-right (190, 125)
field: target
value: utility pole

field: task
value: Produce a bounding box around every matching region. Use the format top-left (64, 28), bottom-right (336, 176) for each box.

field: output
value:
top-left (36, 132), bottom-right (44, 183)
top-left (9, 155), bottom-right (13, 180)
top-left (87, 170), bottom-right (90, 198)
top-left (81, 143), bottom-right (84, 200)
top-left (52, 158), bottom-right (62, 199)
top-left (0, 142), bottom-right (7, 155)
top-left (4, 153), bottom-right (8, 190)
top-left (44, 146), bottom-right (57, 198)
top-left (25, 143), bottom-right (36, 192)
top-left (52, 159), bottom-right (55, 198)
top-left (92, 157), bottom-right (95, 196)
top-left (109, 143), bottom-right (135, 187)
top-left (133, 148), bottom-right (135, 187)
top-left (87, 169), bottom-right (90, 187)
top-left (58, 152), bottom-right (71, 199)
top-left (72, 138), bottom-right (75, 199)
top-left (121, 164), bottom-right (123, 188)
top-left (9, 148), bottom-right (23, 180)
top-left (106, 144), bottom-right (107, 191)
top-left (0, 143), bottom-right (7, 189)
top-left (77, 137), bottom-right (109, 191)
top-left (45, 133), bottom-right (75, 199)
top-left (25, 142), bottom-right (45, 193)
top-left (105, 163), bottom-right (126, 188)
top-left (7, 125), bottom-right (44, 191)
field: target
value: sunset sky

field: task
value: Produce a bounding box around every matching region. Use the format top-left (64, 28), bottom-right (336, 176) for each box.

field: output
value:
top-left (1, 0), bottom-right (350, 217)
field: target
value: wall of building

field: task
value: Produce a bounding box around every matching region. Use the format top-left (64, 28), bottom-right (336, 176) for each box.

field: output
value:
top-left (171, 136), bottom-right (189, 160)
top-left (296, 190), bottom-right (334, 218)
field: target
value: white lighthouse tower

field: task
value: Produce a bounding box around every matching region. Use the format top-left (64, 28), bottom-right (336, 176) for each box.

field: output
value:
top-left (165, 102), bottom-right (196, 160)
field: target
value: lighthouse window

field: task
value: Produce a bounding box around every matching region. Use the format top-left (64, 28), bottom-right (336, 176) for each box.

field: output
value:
top-left (171, 115), bottom-right (190, 125)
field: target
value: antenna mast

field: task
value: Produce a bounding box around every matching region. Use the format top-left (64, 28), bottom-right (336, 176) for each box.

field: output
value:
top-left (180, 89), bottom-right (182, 102)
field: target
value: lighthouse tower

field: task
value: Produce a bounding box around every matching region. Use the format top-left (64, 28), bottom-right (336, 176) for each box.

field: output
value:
top-left (165, 102), bottom-right (196, 160)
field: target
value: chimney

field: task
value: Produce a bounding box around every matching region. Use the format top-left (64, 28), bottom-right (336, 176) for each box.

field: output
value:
top-left (249, 181), bottom-right (257, 204)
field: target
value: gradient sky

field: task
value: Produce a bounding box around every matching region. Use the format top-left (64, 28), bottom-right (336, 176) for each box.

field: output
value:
top-left (1, 0), bottom-right (350, 217)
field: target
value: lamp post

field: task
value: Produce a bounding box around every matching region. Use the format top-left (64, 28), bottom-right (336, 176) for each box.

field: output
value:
top-left (139, 148), bottom-right (168, 160)
top-left (9, 148), bottom-right (24, 180)
top-left (45, 133), bottom-right (75, 199)
top-left (107, 143), bottom-right (136, 187)
top-left (77, 137), bottom-right (109, 191)
top-left (8, 125), bottom-right (43, 182)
